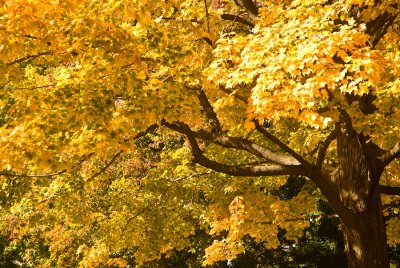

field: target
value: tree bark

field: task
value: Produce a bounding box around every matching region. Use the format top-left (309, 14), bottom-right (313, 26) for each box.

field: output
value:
top-left (341, 192), bottom-right (389, 268)
top-left (335, 120), bottom-right (389, 267)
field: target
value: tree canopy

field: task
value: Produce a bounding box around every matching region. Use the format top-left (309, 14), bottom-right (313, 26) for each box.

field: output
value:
top-left (0, 0), bottom-right (399, 267)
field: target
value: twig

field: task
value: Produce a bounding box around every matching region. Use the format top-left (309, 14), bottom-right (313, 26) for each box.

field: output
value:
top-left (86, 151), bottom-right (123, 182)
top-left (0, 80), bottom-right (10, 89)
top-left (203, 0), bottom-right (210, 32)
top-left (114, 186), bottom-right (170, 246)
top-left (7, 51), bottom-right (51, 65)
top-left (0, 169), bottom-right (67, 178)
top-left (14, 84), bottom-right (56, 90)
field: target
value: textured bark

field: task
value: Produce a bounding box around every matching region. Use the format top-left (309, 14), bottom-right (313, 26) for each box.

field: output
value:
top-left (341, 192), bottom-right (389, 268)
top-left (336, 120), bottom-right (389, 268)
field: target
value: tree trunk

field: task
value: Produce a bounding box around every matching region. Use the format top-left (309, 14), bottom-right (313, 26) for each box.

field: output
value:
top-left (336, 121), bottom-right (389, 267)
top-left (341, 192), bottom-right (388, 267)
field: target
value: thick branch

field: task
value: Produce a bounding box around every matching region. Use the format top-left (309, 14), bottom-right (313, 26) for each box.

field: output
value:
top-left (207, 134), bottom-right (300, 165)
top-left (316, 127), bottom-right (338, 169)
top-left (254, 122), bottom-right (311, 168)
top-left (380, 185), bottom-right (400, 196)
top-left (221, 14), bottom-right (254, 27)
top-left (233, 0), bottom-right (258, 19)
top-left (378, 142), bottom-right (400, 168)
top-left (366, 10), bottom-right (398, 48)
top-left (192, 155), bottom-right (305, 176)
top-left (198, 37), bottom-right (216, 48)
top-left (189, 86), bottom-right (222, 132)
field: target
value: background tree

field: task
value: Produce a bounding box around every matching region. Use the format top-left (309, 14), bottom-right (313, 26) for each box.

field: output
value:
top-left (0, 0), bottom-right (400, 267)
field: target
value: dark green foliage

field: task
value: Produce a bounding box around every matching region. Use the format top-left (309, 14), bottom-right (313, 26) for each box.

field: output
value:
top-left (273, 175), bottom-right (307, 200)
top-left (389, 243), bottom-right (400, 266)
top-left (385, 203), bottom-right (400, 266)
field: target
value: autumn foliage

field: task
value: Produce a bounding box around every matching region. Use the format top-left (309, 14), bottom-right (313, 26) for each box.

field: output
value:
top-left (0, 0), bottom-right (400, 267)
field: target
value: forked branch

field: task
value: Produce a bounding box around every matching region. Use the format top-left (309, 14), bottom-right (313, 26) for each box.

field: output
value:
top-left (162, 120), bottom-right (307, 177)
top-left (254, 121), bottom-right (311, 168)
top-left (163, 120), bottom-right (299, 166)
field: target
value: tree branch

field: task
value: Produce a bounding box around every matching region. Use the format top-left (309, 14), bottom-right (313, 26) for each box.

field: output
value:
top-left (14, 84), bottom-right (56, 90)
top-left (208, 134), bottom-right (300, 165)
top-left (163, 120), bottom-right (300, 166)
top-left (0, 169), bottom-right (67, 178)
top-left (380, 185), bottom-right (400, 196)
top-left (233, 0), bottom-right (259, 19)
top-left (218, 85), bottom-right (248, 103)
top-left (366, 10), bottom-right (398, 48)
top-left (221, 14), bottom-right (254, 27)
top-left (316, 127), bottom-right (338, 169)
top-left (188, 132), bottom-right (306, 177)
top-left (188, 86), bottom-right (222, 132)
top-left (254, 121), bottom-right (312, 168)
top-left (163, 121), bottom-right (307, 176)
top-left (378, 141), bottom-right (400, 168)
top-left (203, 0), bottom-right (210, 32)
top-left (198, 37), bottom-right (216, 48)
top-left (7, 51), bottom-right (51, 65)
top-left (0, 80), bottom-right (10, 90)
top-left (1, 125), bottom-right (158, 179)
top-left (86, 150), bottom-right (123, 182)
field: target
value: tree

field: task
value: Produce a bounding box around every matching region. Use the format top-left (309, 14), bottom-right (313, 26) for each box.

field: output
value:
top-left (0, 0), bottom-right (400, 267)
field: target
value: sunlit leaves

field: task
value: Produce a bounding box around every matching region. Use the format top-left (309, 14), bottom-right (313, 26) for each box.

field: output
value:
top-left (207, 0), bottom-right (400, 139)
top-left (0, 0), bottom-right (400, 266)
